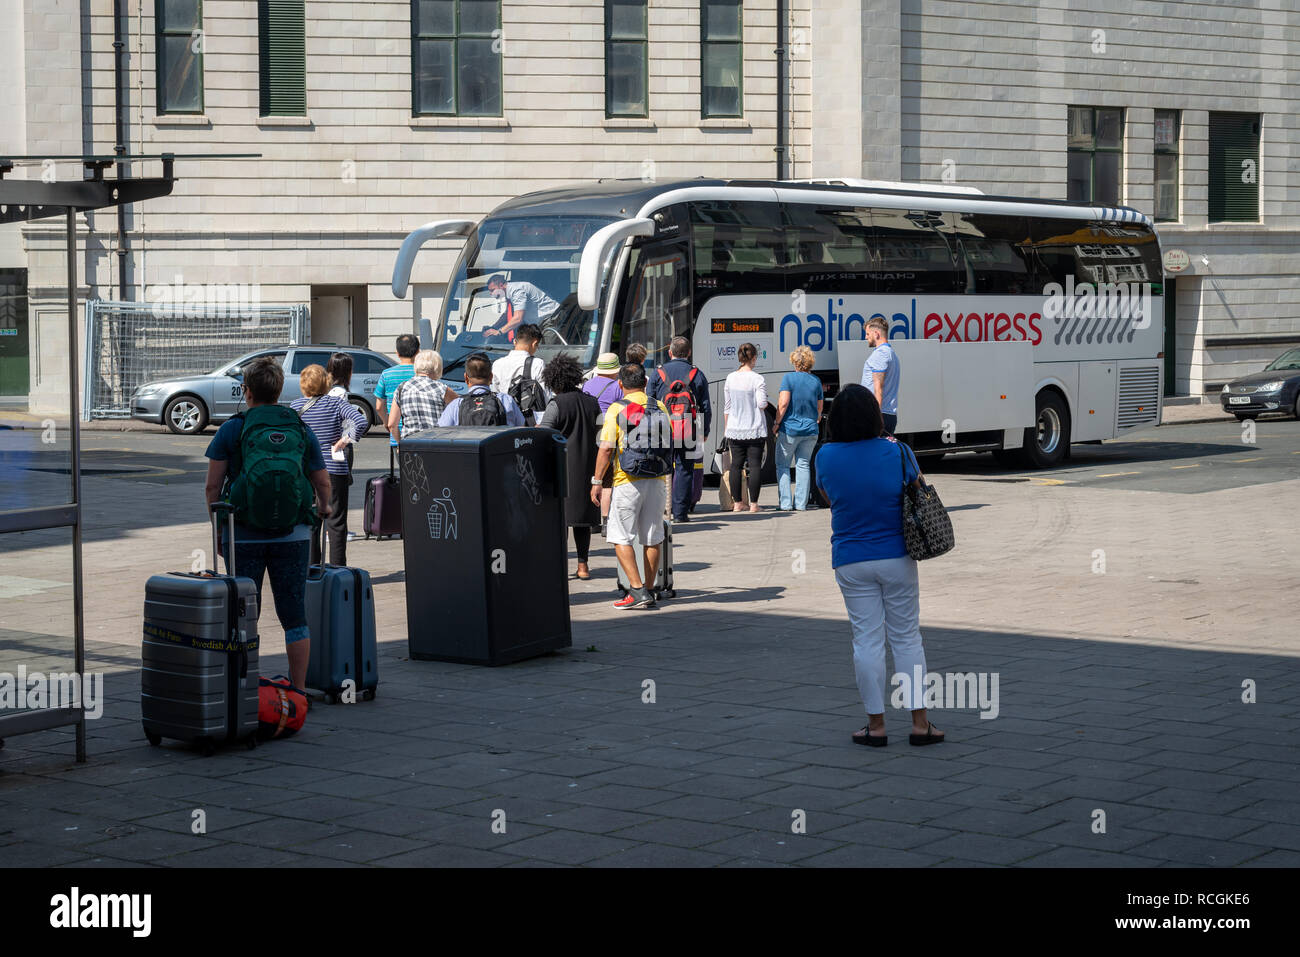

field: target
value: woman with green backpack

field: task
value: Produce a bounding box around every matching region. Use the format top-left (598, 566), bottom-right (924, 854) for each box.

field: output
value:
top-left (203, 357), bottom-right (332, 690)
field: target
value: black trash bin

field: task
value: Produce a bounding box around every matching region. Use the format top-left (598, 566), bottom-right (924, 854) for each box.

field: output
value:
top-left (398, 427), bottom-right (571, 665)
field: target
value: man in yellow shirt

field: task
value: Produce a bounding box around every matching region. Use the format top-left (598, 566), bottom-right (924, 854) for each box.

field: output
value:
top-left (591, 363), bottom-right (671, 609)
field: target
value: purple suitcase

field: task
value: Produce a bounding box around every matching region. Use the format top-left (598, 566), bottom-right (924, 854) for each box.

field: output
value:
top-left (364, 447), bottom-right (402, 539)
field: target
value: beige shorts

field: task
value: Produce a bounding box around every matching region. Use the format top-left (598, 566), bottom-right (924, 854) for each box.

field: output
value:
top-left (606, 479), bottom-right (667, 547)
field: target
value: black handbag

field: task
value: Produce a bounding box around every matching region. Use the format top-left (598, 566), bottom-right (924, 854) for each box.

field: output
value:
top-left (899, 443), bottom-right (955, 560)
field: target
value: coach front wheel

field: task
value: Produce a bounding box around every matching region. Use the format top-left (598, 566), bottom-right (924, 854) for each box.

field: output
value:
top-left (1020, 391), bottom-right (1070, 469)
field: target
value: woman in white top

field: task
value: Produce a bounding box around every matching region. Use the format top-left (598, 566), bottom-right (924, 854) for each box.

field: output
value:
top-left (723, 342), bottom-right (770, 512)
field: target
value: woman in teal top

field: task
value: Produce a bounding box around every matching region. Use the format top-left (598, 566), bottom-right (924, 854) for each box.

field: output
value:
top-left (773, 346), bottom-right (824, 510)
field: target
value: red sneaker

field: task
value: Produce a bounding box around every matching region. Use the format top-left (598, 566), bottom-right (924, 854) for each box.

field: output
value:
top-left (614, 593), bottom-right (636, 608)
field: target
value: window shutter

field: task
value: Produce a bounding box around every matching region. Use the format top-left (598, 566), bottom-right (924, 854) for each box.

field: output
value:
top-left (259, 0), bottom-right (306, 116)
top-left (1208, 113), bottom-right (1259, 222)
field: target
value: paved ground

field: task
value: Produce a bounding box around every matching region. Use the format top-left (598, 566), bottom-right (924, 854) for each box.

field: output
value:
top-left (1, 419), bottom-right (1298, 867)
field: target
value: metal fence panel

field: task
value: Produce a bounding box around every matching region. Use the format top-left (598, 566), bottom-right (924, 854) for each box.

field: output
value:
top-left (82, 300), bottom-right (305, 420)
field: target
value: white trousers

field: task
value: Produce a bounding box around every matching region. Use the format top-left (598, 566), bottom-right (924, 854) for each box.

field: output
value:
top-left (834, 556), bottom-right (928, 714)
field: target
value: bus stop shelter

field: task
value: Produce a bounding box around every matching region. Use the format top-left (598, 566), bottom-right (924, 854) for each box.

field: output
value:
top-left (0, 155), bottom-right (183, 761)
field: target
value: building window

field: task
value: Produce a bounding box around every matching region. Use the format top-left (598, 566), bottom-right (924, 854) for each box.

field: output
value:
top-left (1067, 106), bottom-right (1123, 205)
top-left (606, 0), bottom-right (648, 117)
top-left (1208, 112), bottom-right (1260, 223)
top-left (1153, 110), bottom-right (1179, 222)
top-left (701, 0), bottom-right (742, 118)
top-left (412, 1), bottom-right (502, 116)
top-left (156, 0), bottom-right (203, 114)
top-left (258, 0), bottom-right (306, 116)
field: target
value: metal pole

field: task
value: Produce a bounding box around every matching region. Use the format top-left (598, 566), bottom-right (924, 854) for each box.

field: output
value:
top-left (113, 0), bottom-right (128, 300)
top-left (67, 207), bottom-right (87, 763)
top-left (775, 0), bottom-right (788, 180)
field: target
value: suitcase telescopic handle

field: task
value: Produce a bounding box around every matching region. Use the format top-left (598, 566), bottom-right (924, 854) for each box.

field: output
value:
top-left (209, 502), bottom-right (236, 577)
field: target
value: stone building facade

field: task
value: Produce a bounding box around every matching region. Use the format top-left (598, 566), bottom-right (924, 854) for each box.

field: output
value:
top-left (3, 0), bottom-right (1297, 413)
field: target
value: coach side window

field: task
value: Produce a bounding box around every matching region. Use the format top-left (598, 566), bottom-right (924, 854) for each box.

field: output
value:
top-left (1027, 219), bottom-right (1156, 289)
top-left (952, 213), bottom-right (1035, 295)
top-left (868, 208), bottom-right (962, 294)
top-left (782, 204), bottom-right (877, 295)
top-left (689, 201), bottom-right (787, 314)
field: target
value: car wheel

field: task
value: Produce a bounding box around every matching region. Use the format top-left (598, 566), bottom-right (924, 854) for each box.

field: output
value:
top-left (348, 397), bottom-right (373, 426)
top-left (1019, 391), bottom-right (1070, 468)
top-left (163, 395), bottom-right (209, 435)
top-left (1235, 413), bottom-right (1258, 422)
top-left (1294, 395), bottom-right (1300, 420)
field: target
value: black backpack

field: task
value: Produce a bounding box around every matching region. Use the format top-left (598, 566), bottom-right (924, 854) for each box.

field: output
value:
top-left (460, 389), bottom-right (507, 426)
top-left (508, 356), bottom-right (546, 419)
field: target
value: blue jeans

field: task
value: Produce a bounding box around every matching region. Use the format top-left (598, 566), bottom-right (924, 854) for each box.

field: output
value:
top-left (776, 432), bottom-right (818, 510)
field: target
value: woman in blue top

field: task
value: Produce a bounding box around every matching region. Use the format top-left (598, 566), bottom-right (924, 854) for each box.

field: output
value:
top-left (773, 345), bottom-right (824, 510)
top-left (814, 384), bottom-right (944, 748)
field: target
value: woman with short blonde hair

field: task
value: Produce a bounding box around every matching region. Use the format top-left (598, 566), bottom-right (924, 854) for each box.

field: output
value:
top-left (790, 346), bottom-right (816, 373)
top-left (774, 345), bottom-right (824, 510)
top-left (299, 363), bottom-right (329, 398)
top-left (290, 365), bottom-right (369, 565)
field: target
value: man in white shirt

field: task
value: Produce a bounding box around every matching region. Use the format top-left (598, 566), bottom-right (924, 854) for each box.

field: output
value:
top-left (484, 274), bottom-right (560, 341)
top-left (491, 323), bottom-right (549, 424)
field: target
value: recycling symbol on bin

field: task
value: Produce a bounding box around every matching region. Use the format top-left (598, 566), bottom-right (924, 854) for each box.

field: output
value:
top-left (427, 488), bottom-right (458, 541)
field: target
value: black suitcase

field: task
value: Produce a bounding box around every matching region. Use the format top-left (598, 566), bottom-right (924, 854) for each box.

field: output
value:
top-left (142, 503), bottom-right (260, 755)
top-left (364, 447), bottom-right (402, 539)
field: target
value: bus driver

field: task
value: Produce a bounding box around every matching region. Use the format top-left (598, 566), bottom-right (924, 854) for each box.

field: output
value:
top-left (484, 274), bottom-right (561, 340)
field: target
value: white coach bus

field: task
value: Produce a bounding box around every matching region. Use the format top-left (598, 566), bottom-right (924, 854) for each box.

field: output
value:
top-left (393, 178), bottom-right (1164, 470)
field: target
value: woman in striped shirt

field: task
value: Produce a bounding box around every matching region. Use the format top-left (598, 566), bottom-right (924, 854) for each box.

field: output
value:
top-left (292, 364), bottom-right (369, 565)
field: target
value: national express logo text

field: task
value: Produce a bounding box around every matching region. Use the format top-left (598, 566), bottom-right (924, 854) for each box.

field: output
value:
top-left (778, 297), bottom-right (1044, 353)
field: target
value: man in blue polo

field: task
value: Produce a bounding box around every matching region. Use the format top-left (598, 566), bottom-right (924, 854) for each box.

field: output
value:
top-left (374, 333), bottom-right (419, 447)
top-left (862, 317), bottom-right (900, 434)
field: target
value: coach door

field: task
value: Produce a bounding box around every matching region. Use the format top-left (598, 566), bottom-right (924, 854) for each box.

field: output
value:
top-left (615, 239), bottom-right (692, 378)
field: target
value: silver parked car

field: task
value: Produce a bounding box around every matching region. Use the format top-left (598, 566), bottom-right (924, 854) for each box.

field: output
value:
top-left (131, 344), bottom-right (396, 435)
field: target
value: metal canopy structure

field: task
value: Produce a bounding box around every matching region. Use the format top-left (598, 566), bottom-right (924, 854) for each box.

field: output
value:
top-left (0, 153), bottom-right (250, 762)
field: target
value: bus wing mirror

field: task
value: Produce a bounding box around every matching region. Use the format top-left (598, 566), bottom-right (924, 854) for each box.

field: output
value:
top-left (392, 219), bottom-right (477, 299)
top-left (578, 218), bottom-right (655, 311)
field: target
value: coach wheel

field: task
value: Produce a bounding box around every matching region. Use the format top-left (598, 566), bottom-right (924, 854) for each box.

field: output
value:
top-left (1019, 391), bottom-right (1070, 469)
top-left (914, 452), bottom-right (946, 470)
top-left (163, 395), bottom-right (209, 435)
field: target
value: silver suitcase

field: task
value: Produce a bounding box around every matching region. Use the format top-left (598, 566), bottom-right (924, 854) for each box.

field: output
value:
top-left (142, 504), bottom-right (260, 754)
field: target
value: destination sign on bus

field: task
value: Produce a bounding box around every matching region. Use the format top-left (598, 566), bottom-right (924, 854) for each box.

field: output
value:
top-left (711, 317), bottom-right (774, 335)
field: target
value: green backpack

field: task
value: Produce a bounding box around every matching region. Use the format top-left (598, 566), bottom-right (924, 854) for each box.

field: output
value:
top-left (226, 405), bottom-right (317, 531)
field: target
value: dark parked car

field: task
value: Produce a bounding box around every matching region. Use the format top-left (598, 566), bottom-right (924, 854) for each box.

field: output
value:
top-left (1220, 347), bottom-right (1300, 420)
top-left (131, 344), bottom-right (395, 435)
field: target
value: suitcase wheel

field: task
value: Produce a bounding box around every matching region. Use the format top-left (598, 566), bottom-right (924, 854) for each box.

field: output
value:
top-left (200, 739), bottom-right (217, 757)
top-left (143, 723), bottom-right (162, 747)
top-left (0, 737), bottom-right (6, 750)
top-left (245, 736), bottom-right (258, 751)
top-left (364, 688), bottom-right (377, 702)
top-left (660, 588), bottom-right (676, 600)
top-left (324, 691), bottom-right (337, 704)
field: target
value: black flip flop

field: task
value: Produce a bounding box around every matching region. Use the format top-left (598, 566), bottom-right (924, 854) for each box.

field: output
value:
top-left (852, 726), bottom-right (887, 747)
top-left (909, 722), bottom-right (945, 746)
